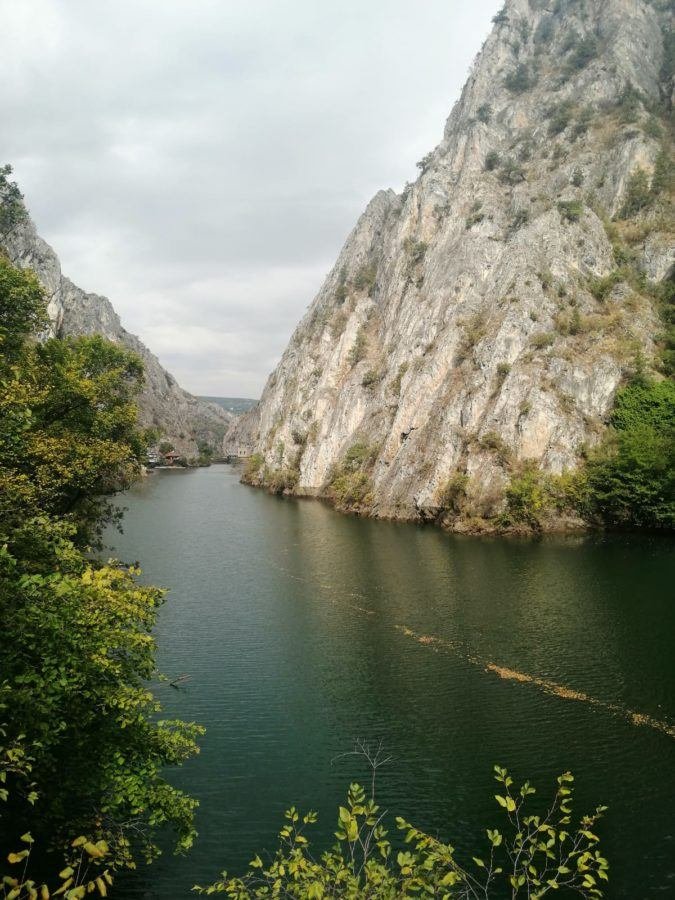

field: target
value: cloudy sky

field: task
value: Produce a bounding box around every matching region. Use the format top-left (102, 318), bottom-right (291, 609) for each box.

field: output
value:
top-left (2, 0), bottom-right (500, 397)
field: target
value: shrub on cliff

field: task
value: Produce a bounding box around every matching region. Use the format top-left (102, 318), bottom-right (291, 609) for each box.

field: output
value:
top-left (504, 63), bottom-right (532, 94)
top-left (327, 442), bottom-right (378, 510)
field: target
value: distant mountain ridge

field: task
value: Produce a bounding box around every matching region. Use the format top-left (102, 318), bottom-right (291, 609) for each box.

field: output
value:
top-left (1, 192), bottom-right (232, 459)
top-left (200, 396), bottom-right (257, 416)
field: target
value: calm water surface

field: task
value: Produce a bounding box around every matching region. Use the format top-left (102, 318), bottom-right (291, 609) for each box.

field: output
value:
top-left (108, 465), bottom-right (674, 898)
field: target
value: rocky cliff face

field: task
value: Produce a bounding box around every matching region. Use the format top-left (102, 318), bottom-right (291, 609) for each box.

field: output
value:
top-left (2, 209), bottom-right (231, 460)
top-left (227, 0), bottom-right (673, 527)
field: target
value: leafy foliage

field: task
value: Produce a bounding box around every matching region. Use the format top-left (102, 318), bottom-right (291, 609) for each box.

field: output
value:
top-left (484, 151), bottom-right (501, 172)
top-left (585, 379), bottom-right (675, 529)
top-left (348, 327), bottom-right (368, 367)
top-left (0, 259), bottom-right (202, 894)
top-left (565, 35), bottom-right (599, 72)
top-left (504, 64), bottom-right (532, 94)
top-left (196, 767), bottom-right (609, 898)
top-left (557, 200), bottom-right (584, 223)
top-left (327, 443), bottom-right (378, 511)
top-left (438, 473), bottom-right (469, 514)
top-left (619, 168), bottom-right (652, 218)
top-left (0, 165), bottom-right (27, 237)
top-left (476, 104), bottom-right (492, 124)
top-left (353, 264), bottom-right (378, 296)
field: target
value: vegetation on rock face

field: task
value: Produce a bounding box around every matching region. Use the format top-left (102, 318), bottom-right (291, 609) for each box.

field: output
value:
top-left (585, 378), bottom-right (675, 529)
top-left (197, 766), bottom-right (609, 898)
top-left (0, 165), bottom-right (27, 237)
top-left (327, 443), bottom-right (378, 511)
top-left (0, 256), bottom-right (202, 897)
top-left (348, 327), bottom-right (368, 366)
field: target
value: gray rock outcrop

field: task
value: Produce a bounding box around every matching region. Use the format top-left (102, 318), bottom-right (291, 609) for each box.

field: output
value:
top-left (226, 0), bottom-right (673, 525)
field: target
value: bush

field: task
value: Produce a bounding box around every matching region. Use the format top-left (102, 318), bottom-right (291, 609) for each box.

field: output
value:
top-left (644, 116), bottom-right (663, 140)
top-left (478, 430), bottom-right (512, 466)
top-left (557, 199), bottom-right (584, 222)
top-left (353, 263), bottom-right (377, 295)
top-left (0, 164), bottom-right (27, 236)
top-left (548, 100), bottom-right (575, 136)
top-left (244, 452), bottom-right (264, 480)
top-left (465, 201), bottom-right (485, 229)
top-left (457, 311), bottom-right (487, 361)
top-left (361, 368), bottom-right (383, 388)
top-left (266, 465), bottom-right (299, 495)
top-left (651, 147), bottom-right (674, 196)
top-left (416, 152), bottom-right (434, 174)
top-left (391, 361), bottom-right (409, 395)
top-left (485, 150), bottom-right (501, 171)
top-left (476, 103), bottom-right (492, 123)
top-left (499, 158), bottom-right (526, 185)
top-left (334, 266), bottom-right (348, 304)
top-left (502, 461), bottom-right (548, 528)
top-left (531, 331), bottom-right (556, 349)
top-left (438, 472), bottom-right (469, 513)
top-left (327, 443), bottom-right (378, 509)
top-left (566, 34), bottom-right (599, 71)
top-left (538, 269), bottom-right (553, 290)
top-left (197, 767), bottom-right (610, 898)
top-left (510, 208), bottom-right (529, 230)
top-left (571, 106), bottom-right (594, 140)
top-left (534, 15), bottom-right (555, 45)
top-left (615, 85), bottom-right (643, 124)
top-left (586, 379), bottom-right (675, 529)
top-left (329, 470), bottom-right (373, 508)
top-left (619, 168), bottom-right (652, 218)
top-left (588, 271), bottom-right (623, 301)
top-left (348, 327), bottom-right (367, 366)
top-left (504, 63), bottom-right (532, 94)
top-left (404, 238), bottom-right (428, 266)
top-left (496, 362), bottom-right (511, 382)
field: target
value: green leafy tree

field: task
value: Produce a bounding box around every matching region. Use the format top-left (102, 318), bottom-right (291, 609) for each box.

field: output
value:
top-left (586, 379), bottom-right (675, 528)
top-left (0, 165), bottom-right (28, 238)
top-left (0, 259), bottom-right (203, 896)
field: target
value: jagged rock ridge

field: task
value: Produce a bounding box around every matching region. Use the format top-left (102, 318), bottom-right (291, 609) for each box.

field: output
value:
top-left (2, 207), bottom-right (231, 459)
top-left (226, 0), bottom-right (673, 526)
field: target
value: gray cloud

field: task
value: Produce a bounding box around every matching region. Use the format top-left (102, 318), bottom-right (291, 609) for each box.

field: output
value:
top-left (1, 0), bottom-right (501, 397)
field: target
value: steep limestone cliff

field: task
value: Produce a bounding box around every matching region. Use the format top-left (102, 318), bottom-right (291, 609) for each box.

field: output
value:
top-left (1, 205), bottom-right (231, 460)
top-left (227, 0), bottom-right (674, 528)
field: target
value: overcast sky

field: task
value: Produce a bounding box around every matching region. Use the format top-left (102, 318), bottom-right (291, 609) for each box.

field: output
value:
top-left (2, 0), bottom-right (500, 397)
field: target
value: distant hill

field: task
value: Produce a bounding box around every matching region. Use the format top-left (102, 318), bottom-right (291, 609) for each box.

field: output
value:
top-left (200, 396), bottom-right (257, 416)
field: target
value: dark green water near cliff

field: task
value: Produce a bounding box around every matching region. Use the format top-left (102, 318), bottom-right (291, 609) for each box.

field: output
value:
top-left (110, 465), bottom-right (674, 898)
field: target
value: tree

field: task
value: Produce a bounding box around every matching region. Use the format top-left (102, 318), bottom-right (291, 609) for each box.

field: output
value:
top-left (586, 379), bottom-right (675, 529)
top-left (0, 254), bottom-right (46, 359)
top-left (0, 258), bottom-right (203, 896)
top-left (0, 165), bottom-right (28, 238)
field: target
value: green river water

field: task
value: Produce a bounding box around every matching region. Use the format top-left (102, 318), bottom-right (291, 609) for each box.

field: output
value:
top-left (108, 465), bottom-right (674, 898)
